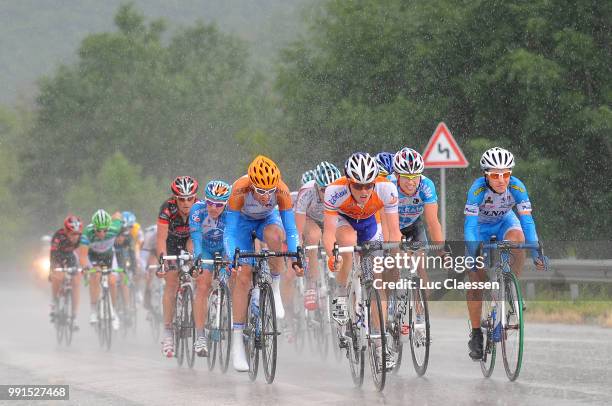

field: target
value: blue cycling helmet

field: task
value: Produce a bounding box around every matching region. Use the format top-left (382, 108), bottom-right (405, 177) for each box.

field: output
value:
top-left (205, 180), bottom-right (232, 202)
top-left (122, 211), bottom-right (136, 228)
top-left (375, 152), bottom-right (394, 176)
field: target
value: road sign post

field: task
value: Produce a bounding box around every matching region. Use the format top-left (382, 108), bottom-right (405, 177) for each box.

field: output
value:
top-left (422, 122), bottom-right (468, 241)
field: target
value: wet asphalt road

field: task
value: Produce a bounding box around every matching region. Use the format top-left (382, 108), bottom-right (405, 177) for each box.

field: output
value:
top-left (1, 269), bottom-right (611, 406)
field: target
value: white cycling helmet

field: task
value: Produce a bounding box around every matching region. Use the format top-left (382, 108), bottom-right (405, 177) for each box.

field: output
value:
top-left (344, 152), bottom-right (379, 184)
top-left (480, 147), bottom-right (515, 170)
top-left (393, 148), bottom-right (425, 174)
top-left (314, 161), bottom-right (341, 187)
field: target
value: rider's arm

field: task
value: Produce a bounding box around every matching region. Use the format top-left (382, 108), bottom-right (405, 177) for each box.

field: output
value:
top-left (293, 186), bottom-right (309, 241)
top-left (423, 204), bottom-right (443, 243)
top-left (156, 222), bottom-right (168, 257)
top-left (295, 212), bottom-right (306, 243)
top-left (189, 202), bottom-right (205, 258)
top-left (223, 180), bottom-right (245, 261)
top-left (464, 179), bottom-right (485, 258)
top-left (509, 177), bottom-right (540, 259)
top-left (322, 212), bottom-right (338, 259)
top-left (379, 180), bottom-right (401, 241)
top-left (277, 181), bottom-right (299, 252)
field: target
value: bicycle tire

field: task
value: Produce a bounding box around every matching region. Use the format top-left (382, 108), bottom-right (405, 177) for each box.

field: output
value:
top-left (183, 286), bottom-right (196, 369)
top-left (261, 283), bottom-right (278, 384)
top-left (103, 292), bottom-right (112, 350)
top-left (246, 289), bottom-right (259, 381)
top-left (219, 283), bottom-right (232, 374)
top-left (65, 292), bottom-right (74, 346)
top-left (367, 286), bottom-right (386, 392)
top-left (409, 281), bottom-right (430, 376)
top-left (501, 272), bottom-right (524, 381)
top-left (479, 287), bottom-right (496, 377)
top-left (206, 289), bottom-right (219, 371)
top-left (175, 292), bottom-right (185, 366)
top-left (347, 281), bottom-right (365, 388)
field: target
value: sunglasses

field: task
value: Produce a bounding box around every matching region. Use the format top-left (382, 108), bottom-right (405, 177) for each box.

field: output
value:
top-left (485, 171), bottom-right (512, 180)
top-left (206, 199), bottom-right (226, 208)
top-left (399, 173), bottom-right (421, 180)
top-left (350, 182), bottom-right (375, 191)
top-left (253, 186), bottom-right (277, 196)
top-left (175, 195), bottom-right (196, 202)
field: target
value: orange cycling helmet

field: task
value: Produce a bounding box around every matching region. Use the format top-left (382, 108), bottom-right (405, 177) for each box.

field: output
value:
top-left (248, 155), bottom-right (280, 189)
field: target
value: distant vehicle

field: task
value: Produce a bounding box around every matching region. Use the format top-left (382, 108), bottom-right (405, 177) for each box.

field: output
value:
top-left (32, 235), bottom-right (52, 282)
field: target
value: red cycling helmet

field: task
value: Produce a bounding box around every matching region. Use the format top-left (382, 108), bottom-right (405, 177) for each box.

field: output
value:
top-left (64, 215), bottom-right (83, 233)
top-left (171, 176), bottom-right (199, 197)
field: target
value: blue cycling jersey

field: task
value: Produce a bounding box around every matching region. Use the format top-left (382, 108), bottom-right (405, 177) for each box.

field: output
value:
top-left (189, 201), bottom-right (227, 258)
top-left (464, 176), bottom-right (539, 258)
top-left (393, 175), bottom-right (438, 229)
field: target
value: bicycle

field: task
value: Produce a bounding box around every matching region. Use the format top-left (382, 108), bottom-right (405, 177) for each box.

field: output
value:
top-left (332, 241), bottom-right (395, 392)
top-left (52, 266), bottom-right (81, 346)
top-left (233, 246), bottom-right (304, 384)
top-left (386, 238), bottom-right (439, 376)
top-left (116, 260), bottom-right (138, 339)
top-left (201, 253), bottom-right (233, 373)
top-left (87, 265), bottom-right (119, 350)
top-left (159, 252), bottom-right (197, 368)
top-left (146, 264), bottom-right (165, 343)
top-left (303, 245), bottom-right (332, 360)
top-left (475, 238), bottom-right (547, 381)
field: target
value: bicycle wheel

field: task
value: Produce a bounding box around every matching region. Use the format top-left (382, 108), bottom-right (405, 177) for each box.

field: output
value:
top-left (65, 292), bottom-right (74, 346)
top-left (55, 296), bottom-right (65, 345)
top-left (346, 283), bottom-right (365, 388)
top-left (206, 289), bottom-right (219, 371)
top-left (327, 282), bottom-right (342, 361)
top-left (409, 282), bottom-right (430, 376)
top-left (245, 289), bottom-right (259, 381)
top-left (315, 302), bottom-right (329, 361)
top-left (367, 287), bottom-right (387, 392)
top-left (479, 287), bottom-right (496, 378)
top-left (387, 290), bottom-right (403, 375)
top-left (293, 287), bottom-right (306, 354)
top-left (501, 272), bottom-right (524, 381)
top-left (261, 283), bottom-right (278, 384)
top-left (218, 284), bottom-right (232, 374)
top-left (103, 293), bottom-right (112, 350)
top-left (130, 283), bottom-right (138, 335)
top-left (175, 292), bottom-right (185, 366)
top-left (183, 286), bottom-right (196, 369)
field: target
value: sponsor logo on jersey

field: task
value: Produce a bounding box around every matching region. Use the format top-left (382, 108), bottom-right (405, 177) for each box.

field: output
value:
top-left (464, 205), bottom-right (478, 215)
top-left (413, 198), bottom-right (421, 205)
top-left (473, 187), bottom-right (486, 196)
top-left (482, 210), bottom-right (507, 217)
top-left (511, 184), bottom-right (525, 193)
top-left (484, 196), bottom-right (494, 205)
top-left (328, 189), bottom-right (348, 205)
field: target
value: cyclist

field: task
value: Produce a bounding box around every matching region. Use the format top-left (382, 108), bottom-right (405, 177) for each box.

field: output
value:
top-left (157, 176), bottom-right (199, 358)
top-left (375, 151), bottom-right (396, 182)
top-left (464, 147), bottom-right (547, 360)
top-left (113, 211), bottom-right (142, 325)
top-left (78, 209), bottom-right (123, 330)
top-left (224, 155), bottom-right (302, 371)
top-left (295, 161), bottom-right (341, 309)
top-left (49, 215), bottom-right (83, 330)
top-left (323, 152), bottom-right (401, 370)
top-left (188, 180), bottom-right (231, 357)
top-left (141, 224), bottom-right (158, 310)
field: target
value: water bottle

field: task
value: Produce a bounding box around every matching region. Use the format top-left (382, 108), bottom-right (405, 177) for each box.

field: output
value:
top-left (250, 287), bottom-right (260, 317)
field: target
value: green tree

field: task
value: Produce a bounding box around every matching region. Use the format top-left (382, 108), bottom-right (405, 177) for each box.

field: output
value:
top-left (65, 152), bottom-right (164, 226)
top-left (276, 0), bottom-right (612, 239)
top-left (22, 4), bottom-right (277, 228)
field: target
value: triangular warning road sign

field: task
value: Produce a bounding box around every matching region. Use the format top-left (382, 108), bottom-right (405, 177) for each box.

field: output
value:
top-left (422, 122), bottom-right (469, 168)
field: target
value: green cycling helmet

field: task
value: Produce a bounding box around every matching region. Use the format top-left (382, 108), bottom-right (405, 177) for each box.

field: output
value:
top-left (92, 209), bottom-right (112, 231)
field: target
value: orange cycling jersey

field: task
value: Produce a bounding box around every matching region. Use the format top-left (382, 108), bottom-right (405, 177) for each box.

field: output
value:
top-left (228, 175), bottom-right (293, 220)
top-left (323, 176), bottom-right (399, 220)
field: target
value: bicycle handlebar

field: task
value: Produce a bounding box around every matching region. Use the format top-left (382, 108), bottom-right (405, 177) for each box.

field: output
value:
top-left (53, 267), bottom-right (82, 273)
top-left (232, 247), bottom-right (304, 270)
